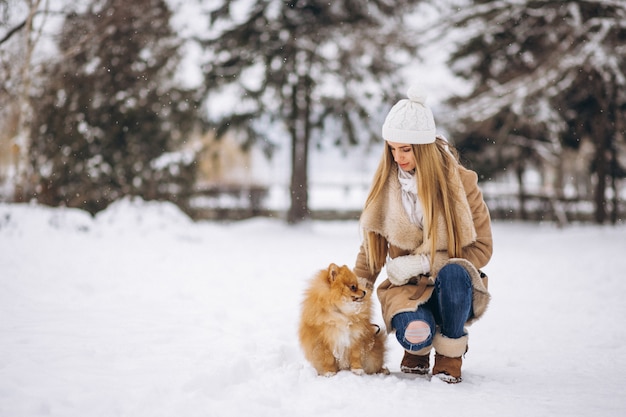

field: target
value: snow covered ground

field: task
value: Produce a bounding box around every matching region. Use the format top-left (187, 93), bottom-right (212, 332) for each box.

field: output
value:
top-left (1, 199), bottom-right (625, 417)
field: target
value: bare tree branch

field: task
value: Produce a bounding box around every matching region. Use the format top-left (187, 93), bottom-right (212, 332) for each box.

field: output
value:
top-left (0, 18), bottom-right (27, 45)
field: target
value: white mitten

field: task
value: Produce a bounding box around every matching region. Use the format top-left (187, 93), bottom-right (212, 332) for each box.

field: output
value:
top-left (386, 254), bottom-right (430, 286)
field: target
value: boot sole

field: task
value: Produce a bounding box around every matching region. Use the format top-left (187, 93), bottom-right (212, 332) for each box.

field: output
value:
top-left (434, 372), bottom-right (462, 384)
top-left (400, 365), bottom-right (430, 375)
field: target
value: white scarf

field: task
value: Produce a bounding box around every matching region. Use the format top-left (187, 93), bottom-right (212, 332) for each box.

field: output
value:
top-left (397, 166), bottom-right (424, 228)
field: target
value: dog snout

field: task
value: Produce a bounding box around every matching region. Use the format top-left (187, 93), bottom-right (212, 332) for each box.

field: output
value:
top-left (352, 290), bottom-right (367, 301)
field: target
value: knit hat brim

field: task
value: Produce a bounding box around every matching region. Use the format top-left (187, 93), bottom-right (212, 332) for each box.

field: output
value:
top-left (382, 125), bottom-right (436, 144)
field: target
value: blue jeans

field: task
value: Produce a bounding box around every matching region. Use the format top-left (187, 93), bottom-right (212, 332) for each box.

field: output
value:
top-left (391, 264), bottom-right (473, 352)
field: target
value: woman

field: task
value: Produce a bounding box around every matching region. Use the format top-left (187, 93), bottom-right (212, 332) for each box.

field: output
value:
top-left (353, 86), bottom-right (493, 383)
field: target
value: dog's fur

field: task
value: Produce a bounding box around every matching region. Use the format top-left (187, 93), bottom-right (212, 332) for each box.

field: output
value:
top-left (299, 263), bottom-right (388, 376)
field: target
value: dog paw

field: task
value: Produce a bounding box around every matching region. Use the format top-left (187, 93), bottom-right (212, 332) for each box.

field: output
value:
top-left (351, 368), bottom-right (365, 376)
top-left (379, 367), bottom-right (390, 375)
top-left (321, 371), bottom-right (337, 377)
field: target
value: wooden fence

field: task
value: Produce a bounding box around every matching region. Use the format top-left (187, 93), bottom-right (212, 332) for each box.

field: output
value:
top-left (182, 184), bottom-right (624, 224)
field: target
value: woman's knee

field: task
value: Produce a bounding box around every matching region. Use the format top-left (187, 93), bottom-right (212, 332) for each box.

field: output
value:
top-left (392, 310), bottom-right (436, 351)
top-left (437, 264), bottom-right (472, 296)
top-left (405, 320), bottom-right (431, 343)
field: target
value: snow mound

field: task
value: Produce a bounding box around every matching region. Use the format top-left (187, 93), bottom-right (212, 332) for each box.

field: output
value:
top-left (94, 197), bottom-right (192, 233)
top-left (0, 202), bottom-right (93, 235)
top-left (0, 197), bottom-right (193, 237)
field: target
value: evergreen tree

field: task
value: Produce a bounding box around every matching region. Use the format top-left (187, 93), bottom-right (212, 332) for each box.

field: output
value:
top-left (199, 0), bottom-right (424, 223)
top-left (439, 0), bottom-right (626, 223)
top-left (29, 0), bottom-right (199, 214)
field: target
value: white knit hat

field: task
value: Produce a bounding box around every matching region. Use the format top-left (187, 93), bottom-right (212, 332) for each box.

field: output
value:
top-left (381, 85), bottom-right (436, 144)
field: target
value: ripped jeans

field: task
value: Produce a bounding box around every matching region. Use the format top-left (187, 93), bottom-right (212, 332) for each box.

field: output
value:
top-left (391, 264), bottom-right (473, 352)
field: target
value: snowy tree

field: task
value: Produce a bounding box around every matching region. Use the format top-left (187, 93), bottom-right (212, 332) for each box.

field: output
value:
top-left (0, 0), bottom-right (53, 202)
top-left (28, 0), bottom-right (199, 214)
top-left (198, 0), bottom-right (424, 223)
top-left (436, 0), bottom-right (626, 224)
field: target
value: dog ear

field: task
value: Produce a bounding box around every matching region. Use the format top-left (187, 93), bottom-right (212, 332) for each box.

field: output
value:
top-left (327, 263), bottom-right (339, 283)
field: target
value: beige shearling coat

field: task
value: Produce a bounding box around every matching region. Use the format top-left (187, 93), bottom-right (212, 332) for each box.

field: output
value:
top-left (354, 163), bottom-right (493, 331)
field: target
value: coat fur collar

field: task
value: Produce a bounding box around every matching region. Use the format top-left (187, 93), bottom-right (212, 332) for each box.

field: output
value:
top-left (359, 164), bottom-right (477, 255)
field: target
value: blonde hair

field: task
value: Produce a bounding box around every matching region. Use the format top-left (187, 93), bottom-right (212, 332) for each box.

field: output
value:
top-left (362, 137), bottom-right (465, 275)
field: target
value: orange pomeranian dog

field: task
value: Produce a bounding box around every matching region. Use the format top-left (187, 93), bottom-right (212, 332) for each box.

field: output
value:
top-left (299, 263), bottom-right (388, 376)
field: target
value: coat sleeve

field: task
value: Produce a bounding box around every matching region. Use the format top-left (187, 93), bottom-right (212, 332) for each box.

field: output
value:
top-left (459, 167), bottom-right (493, 270)
top-left (353, 238), bottom-right (384, 287)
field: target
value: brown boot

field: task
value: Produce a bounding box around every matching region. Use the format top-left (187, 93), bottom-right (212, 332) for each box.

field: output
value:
top-left (432, 331), bottom-right (468, 384)
top-left (433, 353), bottom-right (462, 383)
top-left (400, 350), bottom-right (430, 375)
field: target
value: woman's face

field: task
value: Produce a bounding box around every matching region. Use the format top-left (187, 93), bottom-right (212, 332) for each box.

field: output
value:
top-left (387, 141), bottom-right (416, 172)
